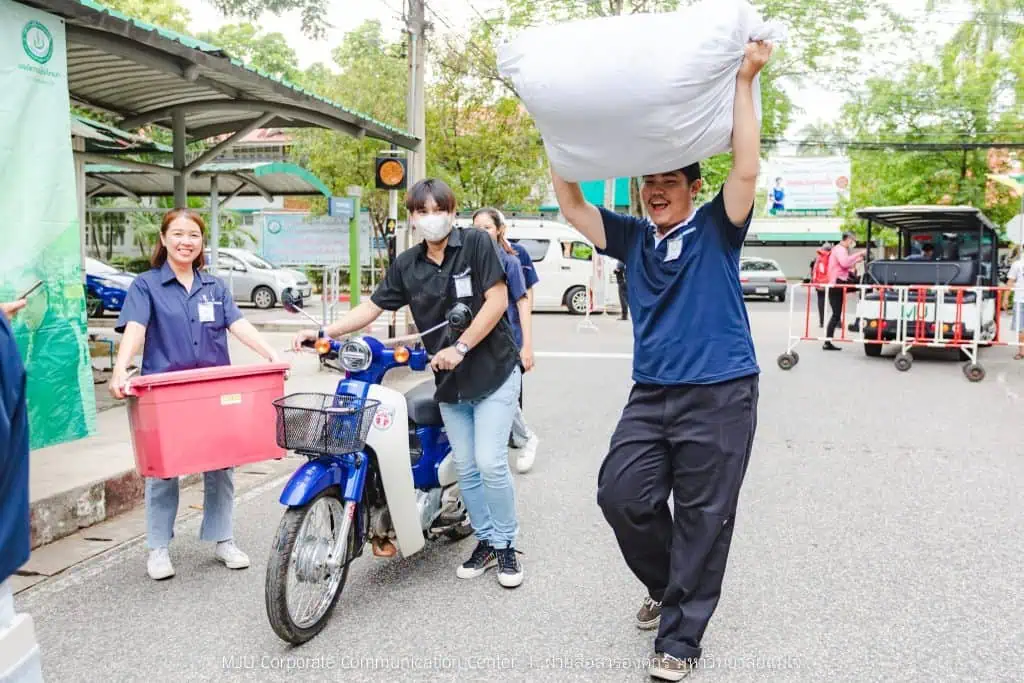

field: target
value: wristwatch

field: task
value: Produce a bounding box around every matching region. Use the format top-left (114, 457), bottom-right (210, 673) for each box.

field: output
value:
top-left (454, 341), bottom-right (470, 356)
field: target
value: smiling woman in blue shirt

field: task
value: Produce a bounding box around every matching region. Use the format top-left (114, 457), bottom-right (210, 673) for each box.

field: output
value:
top-left (550, 40), bottom-right (773, 682)
top-left (109, 209), bottom-right (282, 581)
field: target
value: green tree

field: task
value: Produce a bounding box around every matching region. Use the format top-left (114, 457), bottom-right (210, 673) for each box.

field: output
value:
top-left (290, 21), bottom-right (408, 252)
top-left (837, 36), bottom-right (1021, 237)
top-left (196, 23), bottom-right (301, 81)
top-left (425, 28), bottom-right (548, 210)
top-left (100, 0), bottom-right (190, 31)
top-left (204, 0), bottom-right (329, 39)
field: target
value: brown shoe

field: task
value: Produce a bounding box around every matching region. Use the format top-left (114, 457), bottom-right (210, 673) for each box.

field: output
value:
top-left (636, 596), bottom-right (661, 630)
top-left (649, 653), bottom-right (694, 681)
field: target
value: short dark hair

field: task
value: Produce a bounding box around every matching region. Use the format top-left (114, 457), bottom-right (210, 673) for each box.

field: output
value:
top-left (405, 178), bottom-right (456, 214)
top-left (679, 162), bottom-right (701, 184)
top-left (922, 243), bottom-right (934, 251)
top-left (842, 231), bottom-right (857, 242)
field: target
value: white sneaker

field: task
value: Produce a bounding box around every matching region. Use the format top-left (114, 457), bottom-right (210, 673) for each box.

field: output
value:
top-left (147, 548), bottom-right (174, 580)
top-left (215, 540), bottom-right (250, 569)
top-left (515, 432), bottom-right (538, 474)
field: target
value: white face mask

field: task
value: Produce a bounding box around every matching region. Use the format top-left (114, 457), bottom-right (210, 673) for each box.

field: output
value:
top-left (414, 213), bottom-right (453, 242)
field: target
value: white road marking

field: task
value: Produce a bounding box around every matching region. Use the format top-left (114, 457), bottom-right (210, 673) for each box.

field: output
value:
top-left (996, 372), bottom-right (1020, 401)
top-left (18, 472), bottom-right (294, 602)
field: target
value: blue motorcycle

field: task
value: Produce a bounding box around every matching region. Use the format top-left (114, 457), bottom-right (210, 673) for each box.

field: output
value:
top-left (265, 293), bottom-right (474, 644)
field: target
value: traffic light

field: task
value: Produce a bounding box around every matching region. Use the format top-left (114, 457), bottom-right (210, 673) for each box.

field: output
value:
top-left (375, 156), bottom-right (407, 191)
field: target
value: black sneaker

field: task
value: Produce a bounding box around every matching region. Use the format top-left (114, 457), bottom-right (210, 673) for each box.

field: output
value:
top-left (822, 341), bottom-right (842, 351)
top-left (495, 546), bottom-right (524, 588)
top-left (456, 541), bottom-right (496, 579)
top-left (636, 596), bottom-right (661, 630)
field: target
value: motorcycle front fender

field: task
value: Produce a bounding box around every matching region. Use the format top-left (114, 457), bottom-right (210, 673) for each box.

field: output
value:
top-left (278, 456), bottom-right (366, 507)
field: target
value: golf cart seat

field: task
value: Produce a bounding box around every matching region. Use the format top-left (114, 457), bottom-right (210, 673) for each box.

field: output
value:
top-left (863, 260), bottom-right (981, 303)
top-left (405, 379), bottom-right (443, 426)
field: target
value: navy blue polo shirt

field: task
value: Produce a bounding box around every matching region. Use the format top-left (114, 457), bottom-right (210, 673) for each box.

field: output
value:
top-left (510, 242), bottom-right (540, 290)
top-left (0, 314), bottom-right (30, 584)
top-left (597, 189), bottom-right (759, 385)
top-left (497, 245), bottom-right (528, 348)
top-left (115, 263), bottom-right (243, 375)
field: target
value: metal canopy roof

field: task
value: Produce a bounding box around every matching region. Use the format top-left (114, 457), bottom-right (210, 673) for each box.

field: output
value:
top-left (19, 0), bottom-right (417, 149)
top-left (72, 114), bottom-right (172, 154)
top-left (85, 161), bottom-right (332, 199)
top-left (856, 206), bottom-right (999, 234)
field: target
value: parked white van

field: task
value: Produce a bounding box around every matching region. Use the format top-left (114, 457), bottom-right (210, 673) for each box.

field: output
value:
top-left (454, 215), bottom-right (621, 315)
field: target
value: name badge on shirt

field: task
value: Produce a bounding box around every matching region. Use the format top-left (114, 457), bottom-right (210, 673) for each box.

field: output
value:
top-left (665, 236), bottom-right (683, 262)
top-left (454, 270), bottom-right (473, 298)
top-left (198, 302), bottom-right (216, 323)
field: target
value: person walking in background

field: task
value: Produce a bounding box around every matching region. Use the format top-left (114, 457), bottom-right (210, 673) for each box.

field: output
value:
top-left (614, 260), bottom-right (629, 320)
top-left (473, 207), bottom-right (540, 474)
top-left (1004, 246), bottom-right (1024, 359)
top-left (810, 244), bottom-right (831, 328)
top-left (823, 231), bottom-right (865, 351)
top-left (109, 209), bottom-right (282, 581)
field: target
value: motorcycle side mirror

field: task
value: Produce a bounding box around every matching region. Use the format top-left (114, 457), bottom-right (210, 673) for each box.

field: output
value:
top-left (281, 289), bottom-right (302, 314)
top-left (447, 302), bottom-right (473, 333)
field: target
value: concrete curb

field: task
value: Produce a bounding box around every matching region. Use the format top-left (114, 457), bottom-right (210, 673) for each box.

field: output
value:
top-left (28, 471), bottom-right (199, 550)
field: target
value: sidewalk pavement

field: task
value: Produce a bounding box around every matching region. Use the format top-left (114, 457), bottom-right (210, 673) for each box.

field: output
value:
top-left (18, 332), bottom-right (430, 594)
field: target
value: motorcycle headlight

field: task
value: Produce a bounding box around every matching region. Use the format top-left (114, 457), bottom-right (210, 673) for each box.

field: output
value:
top-left (339, 338), bottom-right (373, 372)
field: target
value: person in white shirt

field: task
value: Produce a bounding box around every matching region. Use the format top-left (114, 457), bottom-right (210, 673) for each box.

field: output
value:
top-left (1004, 248), bottom-right (1024, 359)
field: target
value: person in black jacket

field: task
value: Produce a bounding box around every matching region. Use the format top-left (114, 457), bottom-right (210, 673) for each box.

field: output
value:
top-left (614, 260), bottom-right (629, 320)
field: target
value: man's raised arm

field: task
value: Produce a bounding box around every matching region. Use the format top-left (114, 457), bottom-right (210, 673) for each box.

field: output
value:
top-left (723, 40), bottom-right (773, 227)
top-left (550, 169), bottom-right (607, 250)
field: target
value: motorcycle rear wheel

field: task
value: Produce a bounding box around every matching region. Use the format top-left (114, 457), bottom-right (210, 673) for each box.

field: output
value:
top-left (265, 488), bottom-right (356, 644)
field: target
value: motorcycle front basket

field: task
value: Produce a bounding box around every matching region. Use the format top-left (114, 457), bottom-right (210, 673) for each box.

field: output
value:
top-left (272, 393), bottom-right (381, 456)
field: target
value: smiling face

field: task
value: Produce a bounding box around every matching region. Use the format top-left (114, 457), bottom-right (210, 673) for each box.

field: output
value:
top-left (160, 215), bottom-right (204, 268)
top-left (641, 171), bottom-right (702, 231)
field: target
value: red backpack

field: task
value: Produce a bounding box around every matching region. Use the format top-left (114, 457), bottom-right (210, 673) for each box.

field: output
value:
top-left (811, 249), bottom-right (831, 286)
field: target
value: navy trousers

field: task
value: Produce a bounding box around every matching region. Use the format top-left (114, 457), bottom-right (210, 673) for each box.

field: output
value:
top-left (597, 374), bottom-right (759, 661)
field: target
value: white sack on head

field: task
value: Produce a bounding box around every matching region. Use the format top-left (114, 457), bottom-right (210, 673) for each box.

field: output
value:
top-left (497, 0), bottom-right (787, 183)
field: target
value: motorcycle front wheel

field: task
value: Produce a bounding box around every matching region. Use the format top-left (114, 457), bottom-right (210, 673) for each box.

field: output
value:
top-left (265, 488), bottom-right (356, 644)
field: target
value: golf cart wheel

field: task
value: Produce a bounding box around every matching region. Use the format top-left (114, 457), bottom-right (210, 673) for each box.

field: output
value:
top-left (777, 353), bottom-right (798, 371)
top-left (864, 343), bottom-right (882, 358)
top-left (894, 353), bottom-right (912, 372)
top-left (963, 362), bottom-right (986, 383)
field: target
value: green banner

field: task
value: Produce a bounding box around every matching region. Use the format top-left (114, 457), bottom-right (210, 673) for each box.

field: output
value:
top-left (0, 0), bottom-right (96, 449)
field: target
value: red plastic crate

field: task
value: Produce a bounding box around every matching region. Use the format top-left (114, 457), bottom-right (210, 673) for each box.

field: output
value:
top-left (126, 363), bottom-right (290, 478)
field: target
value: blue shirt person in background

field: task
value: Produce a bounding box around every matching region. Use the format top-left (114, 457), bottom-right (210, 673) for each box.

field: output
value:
top-left (109, 209), bottom-right (282, 582)
top-left (472, 208), bottom-right (540, 474)
top-left (0, 298), bottom-right (45, 682)
top-left (549, 40), bottom-right (773, 681)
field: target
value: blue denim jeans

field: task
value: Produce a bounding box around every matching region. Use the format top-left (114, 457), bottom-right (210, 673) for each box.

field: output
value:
top-left (439, 366), bottom-right (521, 549)
top-left (145, 468), bottom-right (235, 549)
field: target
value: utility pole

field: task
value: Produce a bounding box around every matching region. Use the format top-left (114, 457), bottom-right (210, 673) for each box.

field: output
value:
top-left (404, 0), bottom-right (427, 254)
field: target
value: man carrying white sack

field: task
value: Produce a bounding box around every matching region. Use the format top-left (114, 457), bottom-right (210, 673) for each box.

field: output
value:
top-left (551, 41), bottom-right (772, 681)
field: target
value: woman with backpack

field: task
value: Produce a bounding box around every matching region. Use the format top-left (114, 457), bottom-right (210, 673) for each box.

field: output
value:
top-left (810, 243), bottom-right (832, 328)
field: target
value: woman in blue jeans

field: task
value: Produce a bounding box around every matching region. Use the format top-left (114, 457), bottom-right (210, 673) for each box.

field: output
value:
top-left (292, 178), bottom-right (525, 588)
top-left (110, 209), bottom-right (281, 581)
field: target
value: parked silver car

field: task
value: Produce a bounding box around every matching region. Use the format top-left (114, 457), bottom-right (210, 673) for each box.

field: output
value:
top-left (211, 248), bottom-right (312, 310)
top-left (740, 257), bottom-right (788, 302)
